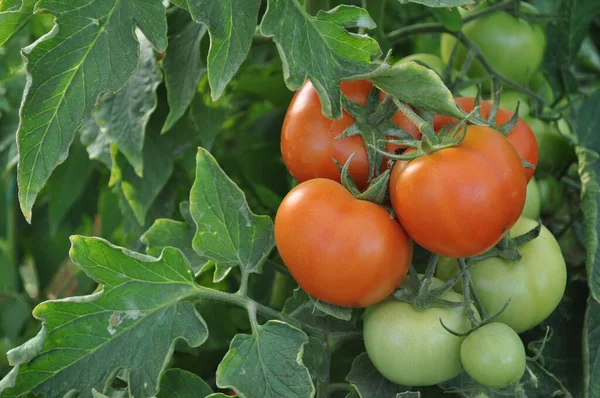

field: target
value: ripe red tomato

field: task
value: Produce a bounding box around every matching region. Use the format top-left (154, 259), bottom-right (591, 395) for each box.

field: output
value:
top-left (389, 125), bottom-right (527, 258)
top-left (281, 80), bottom-right (421, 190)
top-left (433, 97), bottom-right (538, 181)
top-left (274, 179), bottom-right (413, 307)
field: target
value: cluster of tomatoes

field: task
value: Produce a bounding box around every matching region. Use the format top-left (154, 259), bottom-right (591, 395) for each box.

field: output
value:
top-left (274, 3), bottom-right (569, 391)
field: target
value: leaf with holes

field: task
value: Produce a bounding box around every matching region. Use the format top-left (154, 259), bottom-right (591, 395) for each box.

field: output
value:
top-left (0, 236), bottom-right (206, 398)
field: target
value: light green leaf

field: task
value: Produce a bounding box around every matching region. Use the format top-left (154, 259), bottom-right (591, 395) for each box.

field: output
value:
top-left (0, 0), bottom-right (35, 46)
top-left (180, 0), bottom-right (261, 101)
top-left (158, 368), bottom-right (213, 398)
top-left (346, 353), bottom-right (409, 398)
top-left (141, 202), bottom-right (209, 274)
top-left (190, 147), bottom-right (275, 275)
top-left (260, 3), bottom-right (380, 119)
top-left (47, 138), bottom-right (94, 234)
top-left (353, 62), bottom-right (463, 118)
top-left (79, 118), bottom-right (112, 169)
top-left (216, 320), bottom-right (314, 398)
top-left (584, 296), bottom-right (600, 397)
top-left (0, 237), bottom-right (207, 398)
top-left (95, 32), bottom-right (162, 176)
top-left (303, 337), bottom-right (324, 382)
top-left (16, 0), bottom-right (167, 222)
top-left (111, 126), bottom-right (174, 226)
top-left (397, 0), bottom-right (474, 6)
top-left (161, 8), bottom-right (207, 132)
top-left (576, 90), bottom-right (600, 302)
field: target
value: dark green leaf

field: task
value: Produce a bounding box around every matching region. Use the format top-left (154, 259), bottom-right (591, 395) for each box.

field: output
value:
top-left (303, 337), bottom-right (324, 381)
top-left (522, 361), bottom-right (573, 397)
top-left (47, 138), bottom-right (94, 234)
top-left (0, 237), bottom-right (207, 398)
top-left (161, 8), bottom-right (207, 132)
top-left (216, 320), bottom-right (314, 398)
top-left (158, 368), bottom-right (213, 398)
top-left (0, 0), bottom-right (35, 46)
top-left (346, 353), bottom-right (409, 398)
top-left (190, 147), bottom-right (275, 275)
top-left (260, 3), bottom-right (380, 119)
top-left (180, 0), bottom-right (261, 101)
top-left (141, 202), bottom-right (208, 274)
top-left (95, 33), bottom-right (162, 176)
top-left (431, 7), bottom-right (462, 31)
top-left (110, 126), bottom-right (174, 226)
top-left (16, 0), bottom-right (167, 222)
top-left (584, 296), bottom-right (600, 397)
top-left (577, 89), bottom-right (600, 153)
top-left (354, 63), bottom-right (463, 118)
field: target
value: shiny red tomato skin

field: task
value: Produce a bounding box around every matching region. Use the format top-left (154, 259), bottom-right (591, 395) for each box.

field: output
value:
top-left (281, 80), bottom-right (421, 190)
top-left (390, 125), bottom-right (527, 258)
top-left (275, 178), bottom-right (413, 307)
top-left (433, 97), bottom-right (538, 182)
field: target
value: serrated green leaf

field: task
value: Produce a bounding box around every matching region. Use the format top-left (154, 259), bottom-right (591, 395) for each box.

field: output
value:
top-left (308, 296), bottom-right (353, 321)
top-left (216, 320), bottom-right (314, 398)
top-left (190, 147), bottom-right (275, 275)
top-left (0, 237), bottom-right (207, 398)
top-left (584, 296), bottom-right (600, 398)
top-left (47, 138), bottom-right (93, 234)
top-left (353, 62), bottom-right (463, 118)
top-left (180, 0), bottom-right (261, 101)
top-left (141, 203), bottom-right (208, 274)
top-left (95, 32), bottom-right (162, 176)
top-left (161, 8), bottom-right (207, 132)
top-left (16, 0), bottom-right (167, 222)
top-left (260, 3), bottom-right (380, 119)
top-left (346, 353), bottom-right (409, 398)
top-left (111, 126), bottom-right (174, 226)
top-left (0, 0), bottom-right (36, 46)
top-left (158, 368), bottom-right (213, 398)
top-left (431, 7), bottom-right (462, 31)
top-left (397, 0), bottom-right (474, 6)
top-left (79, 118), bottom-right (112, 169)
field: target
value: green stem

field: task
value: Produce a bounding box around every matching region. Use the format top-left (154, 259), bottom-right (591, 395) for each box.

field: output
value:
top-left (458, 258), bottom-right (479, 327)
top-left (269, 272), bottom-right (296, 310)
top-left (265, 258), bottom-right (291, 276)
top-left (468, 279), bottom-right (487, 319)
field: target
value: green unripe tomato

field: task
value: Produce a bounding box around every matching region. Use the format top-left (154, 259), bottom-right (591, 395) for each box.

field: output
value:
top-left (437, 217), bottom-right (567, 333)
top-left (395, 53), bottom-right (446, 76)
top-left (461, 323), bottom-right (526, 388)
top-left (363, 277), bottom-right (473, 386)
top-left (498, 90), bottom-right (531, 118)
top-left (522, 177), bottom-right (541, 219)
top-left (537, 177), bottom-right (564, 215)
top-left (441, 6), bottom-right (546, 87)
top-left (523, 116), bottom-right (575, 176)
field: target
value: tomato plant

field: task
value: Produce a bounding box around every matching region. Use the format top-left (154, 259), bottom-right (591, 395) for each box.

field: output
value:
top-left (390, 125), bottom-right (527, 258)
top-left (437, 217), bottom-right (567, 333)
top-left (0, 0), bottom-right (598, 397)
top-left (461, 323), bottom-right (526, 388)
top-left (274, 178), bottom-right (412, 307)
